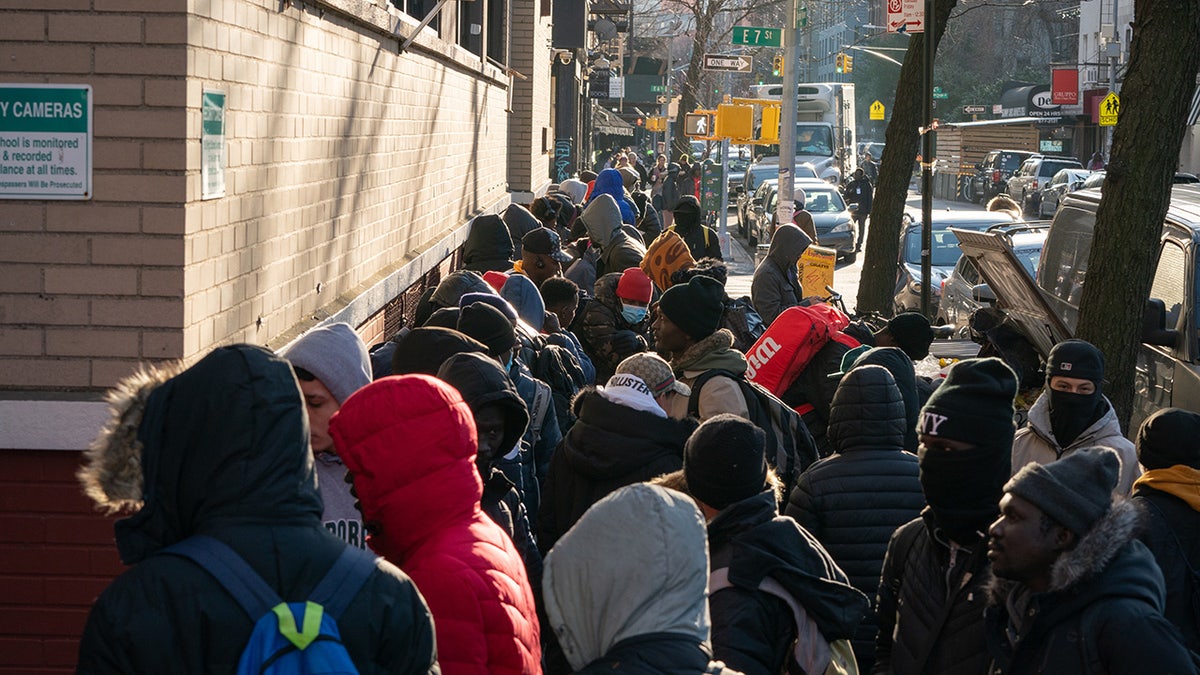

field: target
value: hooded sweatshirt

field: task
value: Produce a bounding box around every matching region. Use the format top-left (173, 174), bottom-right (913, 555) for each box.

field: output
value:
top-left (559, 179), bottom-right (589, 205)
top-left (581, 194), bottom-right (646, 278)
top-left (850, 347), bottom-right (921, 453)
top-left (1011, 393), bottom-right (1139, 493)
top-left (330, 375), bottom-right (541, 675)
top-left (590, 168), bottom-right (636, 224)
top-left (76, 345), bottom-right (437, 674)
top-left (543, 483), bottom-right (732, 673)
top-left (751, 224), bottom-right (812, 326)
top-left (501, 273), bottom-right (547, 331)
top-left (504, 203), bottom-right (542, 258)
top-left (463, 214), bottom-right (516, 273)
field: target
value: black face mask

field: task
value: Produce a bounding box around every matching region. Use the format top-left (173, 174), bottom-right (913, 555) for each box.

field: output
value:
top-left (1048, 388), bottom-right (1107, 448)
top-left (919, 443), bottom-right (1010, 544)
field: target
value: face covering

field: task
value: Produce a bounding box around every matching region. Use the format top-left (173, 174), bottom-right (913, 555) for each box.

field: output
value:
top-left (1049, 388), bottom-right (1107, 448)
top-left (503, 354), bottom-right (514, 372)
top-left (621, 303), bottom-right (648, 324)
top-left (919, 443), bottom-right (1010, 544)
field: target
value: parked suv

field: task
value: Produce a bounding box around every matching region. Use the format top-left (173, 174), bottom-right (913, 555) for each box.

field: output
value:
top-left (969, 150), bottom-right (1035, 204)
top-left (954, 184), bottom-right (1200, 431)
top-left (1005, 155), bottom-right (1083, 215)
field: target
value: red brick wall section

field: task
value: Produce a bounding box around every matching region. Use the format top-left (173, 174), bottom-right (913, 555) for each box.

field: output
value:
top-left (0, 450), bottom-right (122, 674)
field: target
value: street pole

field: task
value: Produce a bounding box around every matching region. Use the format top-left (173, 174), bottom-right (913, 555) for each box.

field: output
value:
top-left (664, 42), bottom-right (673, 161)
top-left (776, 0), bottom-right (800, 231)
top-left (1105, 0), bottom-right (1118, 158)
top-left (919, 0), bottom-right (934, 320)
top-left (719, 70), bottom-right (732, 258)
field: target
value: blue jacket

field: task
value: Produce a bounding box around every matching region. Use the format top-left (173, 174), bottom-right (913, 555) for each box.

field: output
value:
top-left (590, 169), bottom-right (636, 225)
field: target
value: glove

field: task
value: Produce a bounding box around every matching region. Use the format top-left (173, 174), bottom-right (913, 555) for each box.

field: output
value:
top-left (611, 330), bottom-right (647, 359)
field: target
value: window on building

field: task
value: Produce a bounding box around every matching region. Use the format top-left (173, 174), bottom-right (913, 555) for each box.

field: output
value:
top-left (391, 0), bottom-right (440, 31)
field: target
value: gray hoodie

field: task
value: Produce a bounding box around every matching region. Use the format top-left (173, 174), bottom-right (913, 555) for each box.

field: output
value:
top-left (580, 194), bottom-right (646, 278)
top-left (543, 483), bottom-right (711, 670)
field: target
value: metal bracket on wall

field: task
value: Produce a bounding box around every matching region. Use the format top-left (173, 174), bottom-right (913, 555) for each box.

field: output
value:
top-left (398, 0), bottom-right (455, 53)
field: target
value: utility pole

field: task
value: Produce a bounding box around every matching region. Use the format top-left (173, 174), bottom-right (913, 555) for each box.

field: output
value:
top-left (919, 0), bottom-right (935, 319)
top-left (1105, 0), bottom-right (1119, 157)
top-left (776, 0), bottom-right (800, 229)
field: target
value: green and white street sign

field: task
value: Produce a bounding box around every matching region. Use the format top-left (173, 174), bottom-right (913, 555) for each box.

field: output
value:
top-left (732, 26), bottom-right (782, 47)
top-left (933, 86), bottom-right (948, 100)
top-left (0, 84), bottom-right (92, 200)
top-left (201, 89), bottom-right (226, 200)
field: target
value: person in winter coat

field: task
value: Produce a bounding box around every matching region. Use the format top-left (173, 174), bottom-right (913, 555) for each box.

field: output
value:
top-left (588, 168), bottom-right (637, 225)
top-left (514, 227), bottom-right (573, 288)
top-left (615, 351), bottom-right (695, 420)
top-left (791, 188), bottom-right (819, 244)
top-left (1011, 339), bottom-right (1139, 492)
top-left (537, 373), bottom-right (697, 554)
top-left (559, 178), bottom-right (589, 206)
top-left (391, 326), bottom-right (488, 376)
top-left (785, 365), bottom-right (925, 671)
top-left (501, 273), bottom-right (548, 332)
top-left (540, 276), bottom-right (596, 385)
top-left (414, 269), bottom-right (494, 326)
top-left (751, 223), bottom-right (813, 327)
top-left (842, 168), bottom-right (873, 252)
top-left (674, 415), bottom-right (868, 675)
top-left (503, 203), bottom-right (542, 258)
top-left (278, 323), bottom-right (373, 550)
top-left (462, 213), bottom-right (516, 273)
top-left (542, 483), bottom-right (743, 675)
top-left (652, 275), bottom-right (749, 420)
top-left (630, 190), bottom-right (663, 243)
top-left (330, 375), bottom-right (542, 674)
top-left (436, 352), bottom-right (543, 592)
top-left (985, 448), bottom-right (1196, 674)
top-left (669, 194), bottom-right (723, 261)
top-left (829, 346), bottom-right (923, 453)
top-left (1132, 408), bottom-right (1200, 654)
top-left (875, 358), bottom-right (1018, 675)
top-left (580, 193), bottom-right (646, 278)
top-left (76, 345), bottom-right (437, 674)
top-left (660, 162), bottom-right (682, 229)
top-left (579, 268), bottom-right (654, 383)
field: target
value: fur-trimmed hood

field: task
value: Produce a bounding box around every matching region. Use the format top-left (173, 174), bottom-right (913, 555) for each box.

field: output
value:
top-left (672, 329), bottom-right (748, 377)
top-left (986, 497), bottom-right (1149, 604)
top-left (78, 345), bottom-right (321, 565)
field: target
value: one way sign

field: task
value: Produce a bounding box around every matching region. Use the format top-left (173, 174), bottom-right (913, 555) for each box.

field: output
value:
top-left (703, 53), bottom-right (753, 73)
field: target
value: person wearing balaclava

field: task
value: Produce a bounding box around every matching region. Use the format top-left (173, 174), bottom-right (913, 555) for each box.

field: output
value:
top-left (1131, 408), bottom-right (1200, 654)
top-left (668, 194), bottom-right (722, 262)
top-left (751, 223), bottom-right (812, 327)
top-left (1011, 339), bottom-right (1139, 493)
top-left (874, 357), bottom-right (1017, 675)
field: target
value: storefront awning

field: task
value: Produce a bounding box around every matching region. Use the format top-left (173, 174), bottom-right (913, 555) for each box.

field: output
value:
top-left (594, 106), bottom-right (634, 137)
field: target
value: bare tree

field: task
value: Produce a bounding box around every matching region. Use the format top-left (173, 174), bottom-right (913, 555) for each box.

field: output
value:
top-left (855, 0), bottom-right (959, 316)
top-left (1074, 0), bottom-right (1200, 427)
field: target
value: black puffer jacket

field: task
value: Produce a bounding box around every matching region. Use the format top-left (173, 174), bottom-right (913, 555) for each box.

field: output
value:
top-left (578, 272), bottom-right (654, 383)
top-left (847, 347), bottom-right (921, 453)
top-left (576, 635), bottom-right (743, 675)
top-left (463, 213), bottom-right (515, 273)
top-left (985, 500), bottom-right (1196, 674)
top-left (785, 365), bottom-right (925, 671)
top-left (872, 511), bottom-right (992, 675)
top-left (709, 491), bottom-right (869, 675)
top-left (671, 195), bottom-right (723, 261)
top-left (537, 388), bottom-right (695, 554)
top-left (76, 345), bottom-right (438, 674)
top-left (1132, 483), bottom-right (1200, 655)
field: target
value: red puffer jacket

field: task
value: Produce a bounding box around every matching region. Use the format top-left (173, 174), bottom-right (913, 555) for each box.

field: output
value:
top-left (330, 375), bottom-right (541, 675)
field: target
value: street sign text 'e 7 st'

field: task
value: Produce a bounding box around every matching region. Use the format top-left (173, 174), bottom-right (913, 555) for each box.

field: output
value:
top-left (703, 53), bottom-right (753, 73)
top-left (732, 26), bottom-right (782, 47)
top-left (886, 0), bottom-right (924, 33)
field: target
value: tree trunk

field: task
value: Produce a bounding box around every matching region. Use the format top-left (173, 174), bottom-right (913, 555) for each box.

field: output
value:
top-left (1074, 0), bottom-right (1200, 429)
top-left (855, 0), bottom-right (958, 316)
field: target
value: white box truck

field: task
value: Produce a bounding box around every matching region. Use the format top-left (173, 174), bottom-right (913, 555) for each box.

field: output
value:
top-left (749, 82), bottom-right (857, 184)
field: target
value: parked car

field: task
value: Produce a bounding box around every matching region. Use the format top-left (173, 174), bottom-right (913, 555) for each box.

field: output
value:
top-left (954, 184), bottom-right (1200, 431)
top-left (750, 179), bottom-right (856, 261)
top-left (893, 210), bottom-right (1016, 323)
top-left (735, 159), bottom-right (818, 235)
top-left (940, 223), bottom-right (1048, 335)
top-left (1036, 168), bottom-right (1093, 218)
top-left (1005, 155), bottom-right (1084, 215)
top-left (1079, 170), bottom-right (1196, 192)
top-left (969, 149), bottom-right (1036, 204)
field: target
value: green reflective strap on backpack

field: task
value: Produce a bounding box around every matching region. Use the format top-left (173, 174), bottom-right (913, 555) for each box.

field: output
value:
top-left (273, 601), bottom-right (324, 650)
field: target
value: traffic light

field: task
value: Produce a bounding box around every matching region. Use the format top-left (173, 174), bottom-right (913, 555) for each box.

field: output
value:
top-left (636, 117), bottom-right (644, 127)
top-left (844, 54), bottom-right (853, 74)
top-left (835, 53), bottom-right (845, 74)
top-left (772, 55), bottom-right (783, 77)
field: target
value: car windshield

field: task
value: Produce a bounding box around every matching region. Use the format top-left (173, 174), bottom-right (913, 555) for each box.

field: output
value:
top-left (801, 188), bottom-right (845, 213)
top-left (905, 228), bottom-right (967, 266)
top-left (795, 126), bottom-right (834, 156)
top-left (1015, 247), bottom-right (1042, 277)
top-left (999, 154), bottom-right (1025, 171)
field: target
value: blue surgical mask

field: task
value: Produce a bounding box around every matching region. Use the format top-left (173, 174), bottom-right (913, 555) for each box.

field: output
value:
top-left (503, 354), bottom-right (514, 371)
top-left (621, 303), bottom-right (648, 324)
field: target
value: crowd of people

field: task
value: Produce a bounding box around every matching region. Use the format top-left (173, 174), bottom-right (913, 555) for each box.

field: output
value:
top-left (74, 161), bottom-right (1200, 675)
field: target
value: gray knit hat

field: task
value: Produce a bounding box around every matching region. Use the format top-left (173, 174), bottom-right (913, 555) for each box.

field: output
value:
top-left (1006, 447), bottom-right (1120, 536)
top-left (279, 322), bottom-right (372, 405)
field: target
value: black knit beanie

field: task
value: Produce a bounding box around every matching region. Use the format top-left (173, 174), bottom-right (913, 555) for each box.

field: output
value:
top-left (1137, 407), bottom-right (1200, 470)
top-left (392, 327), bottom-right (488, 376)
top-left (886, 312), bottom-right (936, 361)
top-left (674, 195), bottom-right (702, 228)
top-left (917, 358), bottom-right (1018, 543)
top-left (684, 414), bottom-right (768, 510)
top-left (1046, 339), bottom-right (1105, 384)
top-left (659, 275), bottom-right (726, 341)
top-left (457, 303), bottom-right (517, 358)
top-left (1006, 447), bottom-right (1120, 536)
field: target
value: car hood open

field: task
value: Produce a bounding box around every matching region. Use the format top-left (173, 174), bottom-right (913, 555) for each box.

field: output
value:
top-left (952, 227), bottom-right (1071, 357)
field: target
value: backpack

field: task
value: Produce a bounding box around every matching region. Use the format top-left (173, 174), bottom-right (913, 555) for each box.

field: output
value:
top-left (163, 535), bottom-right (377, 675)
top-left (709, 567), bottom-right (858, 675)
top-left (723, 296), bottom-right (766, 353)
top-left (520, 330), bottom-right (586, 438)
top-left (745, 305), bottom-right (860, 401)
top-left (688, 369), bottom-right (819, 500)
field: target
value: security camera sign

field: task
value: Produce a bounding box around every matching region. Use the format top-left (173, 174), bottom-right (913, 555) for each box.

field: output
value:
top-left (0, 84), bottom-right (92, 200)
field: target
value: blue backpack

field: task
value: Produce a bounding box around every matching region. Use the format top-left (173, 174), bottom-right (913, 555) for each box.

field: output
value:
top-left (164, 535), bottom-right (377, 674)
